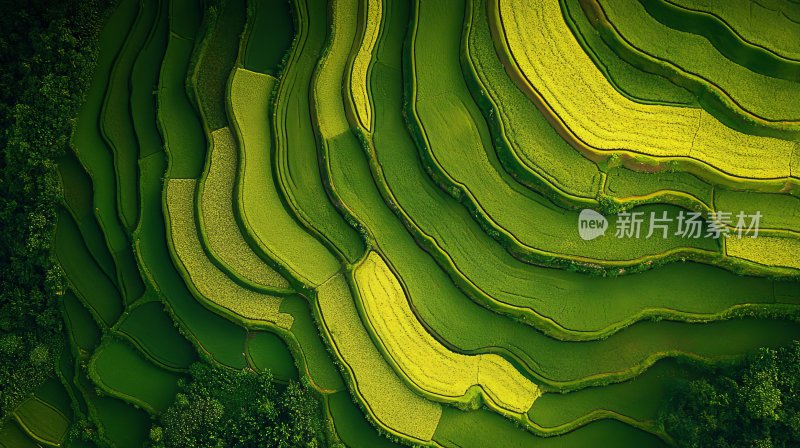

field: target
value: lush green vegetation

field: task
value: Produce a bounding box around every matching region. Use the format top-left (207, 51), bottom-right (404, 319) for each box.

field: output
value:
top-left (3, 0), bottom-right (800, 445)
top-left (149, 363), bottom-right (325, 448)
top-left (661, 342), bottom-right (800, 447)
top-left (0, 0), bottom-right (109, 422)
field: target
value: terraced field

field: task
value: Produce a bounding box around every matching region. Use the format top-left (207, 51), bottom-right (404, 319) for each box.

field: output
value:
top-left (8, 0), bottom-right (800, 446)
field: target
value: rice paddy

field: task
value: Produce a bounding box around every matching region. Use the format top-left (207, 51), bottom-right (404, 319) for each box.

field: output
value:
top-left (17, 0), bottom-right (800, 445)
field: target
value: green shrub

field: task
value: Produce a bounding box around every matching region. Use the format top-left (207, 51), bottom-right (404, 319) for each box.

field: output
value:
top-left (0, 0), bottom-right (109, 421)
top-left (150, 362), bottom-right (326, 448)
top-left (661, 341), bottom-right (800, 447)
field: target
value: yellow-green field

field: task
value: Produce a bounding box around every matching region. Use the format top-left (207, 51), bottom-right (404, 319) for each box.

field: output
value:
top-left (6, 0), bottom-right (800, 446)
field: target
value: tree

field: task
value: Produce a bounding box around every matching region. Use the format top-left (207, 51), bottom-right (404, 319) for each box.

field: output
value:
top-left (661, 341), bottom-right (800, 447)
top-left (150, 362), bottom-right (326, 448)
top-left (0, 0), bottom-right (110, 423)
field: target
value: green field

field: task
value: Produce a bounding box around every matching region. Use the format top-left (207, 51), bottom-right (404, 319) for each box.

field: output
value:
top-left (3, 0), bottom-right (800, 446)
